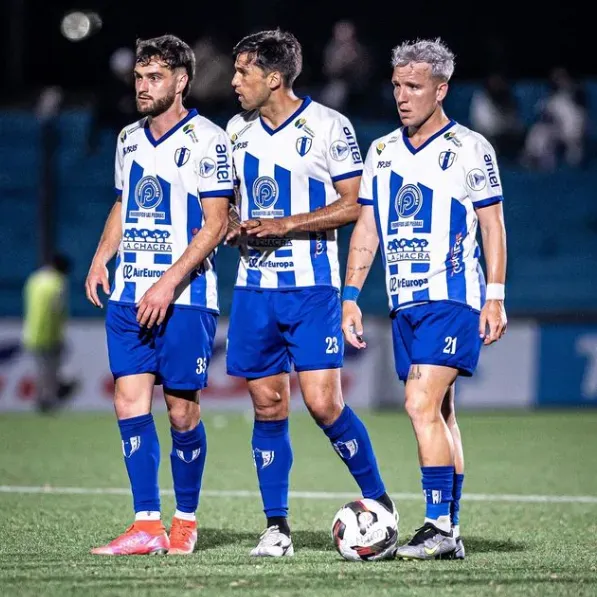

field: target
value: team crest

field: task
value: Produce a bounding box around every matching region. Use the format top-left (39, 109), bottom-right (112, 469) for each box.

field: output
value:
top-left (176, 448), bottom-right (201, 463)
top-left (122, 436), bottom-right (141, 458)
top-left (376, 142), bottom-right (386, 155)
top-left (253, 448), bottom-right (275, 469)
top-left (174, 147), bottom-right (191, 167)
top-left (333, 439), bottom-right (359, 460)
top-left (438, 150), bottom-right (456, 170)
top-left (296, 136), bottom-right (312, 156)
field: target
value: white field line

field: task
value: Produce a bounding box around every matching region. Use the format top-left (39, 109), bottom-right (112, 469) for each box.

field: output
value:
top-left (0, 485), bottom-right (596, 504)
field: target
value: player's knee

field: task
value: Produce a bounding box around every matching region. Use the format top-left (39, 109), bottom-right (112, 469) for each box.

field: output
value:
top-left (404, 390), bottom-right (440, 427)
top-left (251, 388), bottom-right (287, 420)
top-left (167, 400), bottom-right (200, 432)
top-left (114, 388), bottom-right (146, 419)
top-left (305, 395), bottom-right (343, 426)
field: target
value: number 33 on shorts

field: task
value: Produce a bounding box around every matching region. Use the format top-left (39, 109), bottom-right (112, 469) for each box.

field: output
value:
top-left (196, 357), bottom-right (207, 375)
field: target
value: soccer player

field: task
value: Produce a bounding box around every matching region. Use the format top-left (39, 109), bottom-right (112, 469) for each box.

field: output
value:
top-left (85, 34), bottom-right (233, 555)
top-left (225, 29), bottom-right (395, 557)
top-left (341, 38), bottom-right (507, 560)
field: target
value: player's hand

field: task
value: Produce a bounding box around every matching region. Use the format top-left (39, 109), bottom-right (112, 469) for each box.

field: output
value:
top-left (85, 262), bottom-right (110, 308)
top-left (342, 301), bottom-right (367, 349)
top-left (136, 277), bottom-right (176, 329)
top-left (479, 299), bottom-right (507, 345)
top-left (243, 218), bottom-right (290, 238)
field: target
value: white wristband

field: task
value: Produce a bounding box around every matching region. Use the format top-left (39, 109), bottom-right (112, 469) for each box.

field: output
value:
top-left (486, 283), bottom-right (505, 300)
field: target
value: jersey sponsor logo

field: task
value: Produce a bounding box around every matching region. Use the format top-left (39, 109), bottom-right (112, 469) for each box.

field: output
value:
top-left (483, 154), bottom-right (501, 188)
top-left (438, 150), bottom-right (456, 170)
top-left (123, 144), bottom-right (137, 155)
top-left (122, 228), bottom-right (172, 253)
top-left (448, 232), bottom-right (465, 275)
top-left (198, 157), bottom-right (216, 177)
top-left (466, 168), bottom-right (487, 191)
top-left (247, 237), bottom-right (292, 248)
top-left (131, 176), bottom-right (165, 219)
top-left (342, 126), bottom-right (362, 163)
top-left (296, 135), bottom-right (312, 156)
top-left (122, 265), bottom-right (165, 280)
top-left (215, 143), bottom-right (232, 183)
top-left (294, 117), bottom-right (315, 137)
top-left (183, 122), bottom-right (198, 143)
top-left (443, 131), bottom-right (462, 147)
top-left (330, 139), bottom-right (349, 161)
top-left (248, 257), bottom-right (294, 269)
top-left (386, 238), bottom-right (430, 263)
top-left (389, 276), bottom-right (429, 292)
top-left (174, 147), bottom-right (190, 167)
top-left (393, 184), bottom-right (423, 229)
top-left (251, 176), bottom-right (283, 217)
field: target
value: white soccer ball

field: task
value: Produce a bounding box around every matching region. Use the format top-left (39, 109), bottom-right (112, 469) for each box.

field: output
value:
top-left (331, 498), bottom-right (398, 561)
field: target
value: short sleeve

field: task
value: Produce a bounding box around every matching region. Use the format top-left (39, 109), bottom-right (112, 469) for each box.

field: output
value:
top-left (196, 130), bottom-right (235, 200)
top-left (357, 142), bottom-right (376, 206)
top-left (324, 114), bottom-right (364, 183)
top-left (464, 136), bottom-right (504, 208)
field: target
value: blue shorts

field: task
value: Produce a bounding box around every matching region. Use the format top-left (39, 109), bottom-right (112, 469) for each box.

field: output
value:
top-left (226, 287), bottom-right (343, 378)
top-left (106, 302), bottom-right (217, 390)
top-left (391, 301), bottom-right (482, 381)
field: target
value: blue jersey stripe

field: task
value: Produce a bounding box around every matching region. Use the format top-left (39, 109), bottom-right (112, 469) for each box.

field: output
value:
top-left (186, 192), bottom-right (207, 306)
top-left (121, 282), bottom-right (136, 303)
top-left (277, 271), bottom-right (296, 287)
top-left (123, 252), bottom-right (136, 263)
top-left (308, 177), bottom-right (331, 285)
top-left (155, 176), bottom-right (172, 225)
top-left (247, 268), bottom-right (262, 286)
top-left (412, 287), bottom-right (430, 302)
top-left (153, 254), bottom-right (172, 265)
top-left (124, 161), bottom-right (144, 224)
top-left (111, 254), bottom-right (121, 295)
top-left (446, 198), bottom-right (468, 303)
top-left (275, 249), bottom-right (293, 258)
top-left (274, 164), bottom-right (291, 216)
top-left (372, 176), bottom-right (386, 268)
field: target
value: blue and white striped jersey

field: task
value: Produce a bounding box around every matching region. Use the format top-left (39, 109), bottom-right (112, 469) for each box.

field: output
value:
top-left (358, 121), bottom-right (503, 313)
top-left (111, 109), bottom-right (234, 312)
top-left (227, 97), bottom-right (363, 290)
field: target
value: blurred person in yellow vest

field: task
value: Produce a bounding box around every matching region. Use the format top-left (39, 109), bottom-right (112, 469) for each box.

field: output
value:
top-left (23, 254), bottom-right (75, 413)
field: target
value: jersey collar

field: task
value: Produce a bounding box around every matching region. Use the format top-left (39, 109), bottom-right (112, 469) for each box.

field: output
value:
top-left (144, 109), bottom-right (198, 147)
top-left (259, 96), bottom-right (312, 136)
top-left (402, 119), bottom-right (456, 155)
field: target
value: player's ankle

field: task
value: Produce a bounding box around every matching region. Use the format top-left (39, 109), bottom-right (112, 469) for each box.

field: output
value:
top-left (174, 509), bottom-right (196, 522)
top-left (135, 510), bottom-right (161, 521)
top-left (266, 516), bottom-right (290, 535)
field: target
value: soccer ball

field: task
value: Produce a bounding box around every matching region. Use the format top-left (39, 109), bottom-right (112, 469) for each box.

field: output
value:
top-left (331, 498), bottom-right (398, 561)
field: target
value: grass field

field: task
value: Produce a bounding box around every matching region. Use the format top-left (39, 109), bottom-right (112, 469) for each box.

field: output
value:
top-left (1, 409), bottom-right (596, 596)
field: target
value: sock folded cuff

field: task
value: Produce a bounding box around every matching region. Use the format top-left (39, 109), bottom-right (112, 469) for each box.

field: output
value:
top-left (171, 421), bottom-right (205, 447)
top-left (118, 413), bottom-right (155, 434)
top-left (253, 418), bottom-right (289, 438)
top-left (320, 405), bottom-right (352, 438)
top-left (421, 465), bottom-right (455, 477)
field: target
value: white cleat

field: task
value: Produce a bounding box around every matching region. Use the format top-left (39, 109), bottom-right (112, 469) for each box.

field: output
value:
top-left (250, 525), bottom-right (294, 557)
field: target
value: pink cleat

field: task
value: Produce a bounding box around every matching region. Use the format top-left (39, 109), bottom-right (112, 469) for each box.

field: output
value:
top-left (91, 520), bottom-right (169, 556)
top-left (167, 517), bottom-right (198, 555)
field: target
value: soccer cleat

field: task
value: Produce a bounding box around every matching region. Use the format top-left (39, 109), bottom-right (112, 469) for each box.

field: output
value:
top-left (168, 517), bottom-right (197, 555)
top-left (395, 522), bottom-right (456, 560)
top-left (453, 535), bottom-right (465, 560)
top-left (90, 520), bottom-right (169, 556)
top-left (250, 525), bottom-right (294, 557)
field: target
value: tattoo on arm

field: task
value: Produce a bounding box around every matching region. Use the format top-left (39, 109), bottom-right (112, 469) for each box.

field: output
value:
top-left (228, 203), bottom-right (241, 230)
top-left (346, 245), bottom-right (375, 284)
top-left (407, 365), bottom-right (422, 381)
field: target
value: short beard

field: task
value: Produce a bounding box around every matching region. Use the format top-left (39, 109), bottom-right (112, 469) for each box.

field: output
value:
top-left (136, 89), bottom-right (176, 117)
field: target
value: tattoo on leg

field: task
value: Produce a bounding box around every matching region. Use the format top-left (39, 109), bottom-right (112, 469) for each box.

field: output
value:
top-left (408, 365), bottom-right (422, 380)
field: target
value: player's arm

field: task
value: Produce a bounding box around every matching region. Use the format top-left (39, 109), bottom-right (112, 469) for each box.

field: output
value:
top-left (85, 196), bottom-right (122, 308)
top-left (477, 202), bottom-right (507, 345)
top-left (341, 203), bottom-right (378, 349)
top-left (136, 196), bottom-right (229, 328)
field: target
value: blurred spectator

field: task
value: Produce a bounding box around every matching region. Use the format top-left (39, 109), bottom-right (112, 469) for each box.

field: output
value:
top-left (469, 73), bottom-right (524, 160)
top-left (187, 36), bottom-right (235, 118)
top-left (522, 66), bottom-right (588, 170)
top-left (22, 254), bottom-right (76, 413)
top-left (87, 47), bottom-right (137, 153)
top-left (320, 20), bottom-right (371, 112)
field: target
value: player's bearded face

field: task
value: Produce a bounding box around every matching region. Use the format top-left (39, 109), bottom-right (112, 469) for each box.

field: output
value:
top-left (392, 63), bottom-right (446, 128)
top-left (134, 61), bottom-right (178, 117)
top-left (232, 54), bottom-right (271, 110)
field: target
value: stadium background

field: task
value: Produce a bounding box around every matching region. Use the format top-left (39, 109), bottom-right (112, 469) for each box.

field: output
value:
top-left (1, 3), bottom-right (597, 597)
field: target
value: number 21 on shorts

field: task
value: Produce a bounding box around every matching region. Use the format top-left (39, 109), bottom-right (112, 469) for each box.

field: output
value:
top-left (443, 336), bottom-right (457, 355)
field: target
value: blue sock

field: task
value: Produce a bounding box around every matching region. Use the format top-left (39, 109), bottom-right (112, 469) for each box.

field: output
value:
top-left (252, 419), bottom-right (293, 518)
top-left (170, 421), bottom-right (207, 514)
top-left (320, 405), bottom-right (386, 500)
top-left (451, 473), bottom-right (464, 527)
top-left (422, 466), bottom-right (454, 525)
top-left (118, 413), bottom-right (161, 514)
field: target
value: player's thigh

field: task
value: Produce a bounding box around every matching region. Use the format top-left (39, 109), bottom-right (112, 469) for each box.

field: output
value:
top-left (280, 287), bottom-right (344, 372)
top-left (391, 309), bottom-right (415, 382)
top-left (410, 301), bottom-right (482, 377)
top-left (105, 302), bottom-right (158, 380)
top-left (114, 373), bottom-right (156, 418)
top-left (156, 306), bottom-right (217, 392)
top-left (226, 289), bottom-right (290, 378)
